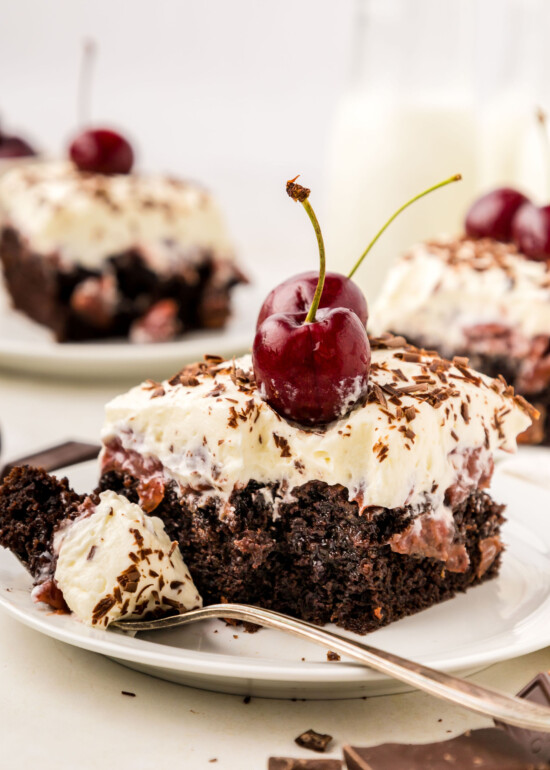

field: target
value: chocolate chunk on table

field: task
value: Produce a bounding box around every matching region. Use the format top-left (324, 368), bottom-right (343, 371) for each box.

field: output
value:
top-left (269, 759), bottom-right (342, 770)
top-left (295, 730), bottom-right (333, 753)
top-left (0, 440), bottom-right (100, 480)
top-left (343, 728), bottom-right (547, 769)
top-left (496, 672), bottom-right (550, 764)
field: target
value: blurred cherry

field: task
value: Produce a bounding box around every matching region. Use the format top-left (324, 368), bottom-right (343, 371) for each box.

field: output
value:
top-left (0, 127), bottom-right (36, 159)
top-left (465, 188), bottom-right (529, 242)
top-left (511, 202), bottom-right (550, 262)
top-left (69, 128), bottom-right (134, 175)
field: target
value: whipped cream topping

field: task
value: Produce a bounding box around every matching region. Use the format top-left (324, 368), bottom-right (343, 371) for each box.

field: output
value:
top-left (53, 490), bottom-right (201, 627)
top-left (370, 237), bottom-right (550, 355)
top-left (100, 341), bottom-right (532, 522)
top-left (0, 161), bottom-right (235, 269)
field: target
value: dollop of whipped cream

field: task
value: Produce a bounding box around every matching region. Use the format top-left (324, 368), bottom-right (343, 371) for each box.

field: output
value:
top-left (53, 490), bottom-right (201, 628)
top-left (0, 160), bottom-right (235, 269)
top-left (100, 341), bottom-right (533, 522)
top-left (370, 236), bottom-right (550, 355)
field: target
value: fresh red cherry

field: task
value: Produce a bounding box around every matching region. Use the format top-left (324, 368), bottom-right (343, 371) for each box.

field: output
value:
top-left (69, 129), bottom-right (134, 175)
top-left (465, 188), bottom-right (529, 242)
top-left (511, 202), bottom-right (550, 262)
top-left (253, 178), bottom-right (370, 425)
top-left (0, 133), bottom-right (36, 159)
top-left (253, 308), bottom-right (371, 424)
top-left (256, 270), bottom-right (368, 330)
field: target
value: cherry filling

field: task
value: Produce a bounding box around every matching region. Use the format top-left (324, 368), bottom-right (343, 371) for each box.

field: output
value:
top-left (445, 448), bottom-right (494, 509)
top-left (32, 579), bottom-right (69, 612)
top-left (390, 447), bottom-right (497, 573)
top-left (101, 437), bottom-right (165, 512)
top-left (389, 515), bottom-right (469, 574)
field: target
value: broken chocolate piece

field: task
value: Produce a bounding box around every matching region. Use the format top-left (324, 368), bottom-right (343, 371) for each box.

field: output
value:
top-left (269, 759), bottom-right (342, 770)
top-left (495, 672), bottom-right (550, 764)
top-left (0, 440), bottom-right (100, 480)
top-left (343, 729), bottom-right (546, 769)
top-left (295, 730), bottom-right (333, 754)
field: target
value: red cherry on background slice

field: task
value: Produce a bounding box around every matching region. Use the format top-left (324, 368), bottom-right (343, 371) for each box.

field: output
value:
top-left (69, 128), bottom-right (134, 175)
top-left (0, 135), bottom-right (36, 159)
top-left (256, 270), bottom-right (368, 330)
top-left (511, 202), bottom-right (550, 262)
top-left (465, 187), bottom-right (529, 242)
top-left (253, 308), bottom-right (371, 425)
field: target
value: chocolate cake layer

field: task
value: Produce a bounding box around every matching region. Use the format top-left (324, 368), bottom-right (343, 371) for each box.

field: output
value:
top-left (0, 466), bottom-right (83, 578)
top-left (0, 227), bottom-right (245, 342)
top-left (98, 471), bottom-right (505, 634)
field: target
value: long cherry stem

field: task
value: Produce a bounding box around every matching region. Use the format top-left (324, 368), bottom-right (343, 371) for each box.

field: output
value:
top-left (78, 38), bottom-right (96, 126)
top-left (286, 177), bottom-right (326, 324)
top-left (347, 173), bottom-right (462, 279)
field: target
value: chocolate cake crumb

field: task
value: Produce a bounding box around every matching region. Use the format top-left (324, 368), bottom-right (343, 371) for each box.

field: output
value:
top-left (295, 730), bottom-right (333, 753)
top-left (326, 651), bottom-right (341, 662)
top-left (243, 695), bottom-right (251, 704)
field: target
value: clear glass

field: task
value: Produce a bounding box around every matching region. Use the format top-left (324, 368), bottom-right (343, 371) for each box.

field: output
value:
top-left (326, 0), bottom-right (549, 305)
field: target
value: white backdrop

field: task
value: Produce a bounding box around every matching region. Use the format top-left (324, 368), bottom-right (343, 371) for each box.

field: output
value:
top-left (0, 1), bottom-right (355, 283)
top-left (2, 0), bottom-right (549, 297)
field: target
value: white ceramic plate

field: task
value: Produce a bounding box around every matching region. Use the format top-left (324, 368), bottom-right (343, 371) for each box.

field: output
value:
top-left (0, 458), bottom-right (550, 699)
top-left (0, 283), bottom-right (256, 381)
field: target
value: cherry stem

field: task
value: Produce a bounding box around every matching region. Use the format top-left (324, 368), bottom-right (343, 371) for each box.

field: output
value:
top-left (286, 177), bottom-right (326, 324)
top-left (302, 198), bottom-right (326, 323)
top-left (78, 38), bottom-right (96, 126)
top-left (536, 108), bottom-right (550, 199)
top-left (347, 173), bottom-right (462, 279)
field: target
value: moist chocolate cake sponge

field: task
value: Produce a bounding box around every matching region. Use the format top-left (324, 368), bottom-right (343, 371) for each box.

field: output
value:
top-left (99, 472), bottom-right (505, 634)
top-left (0, 466), bottom-right (82, 578)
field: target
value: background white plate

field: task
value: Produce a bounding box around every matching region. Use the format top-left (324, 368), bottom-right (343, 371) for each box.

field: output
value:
top-left (0, 282), bottom-right (257, 381)
top-left (1, 458), bottom-right (550, 699)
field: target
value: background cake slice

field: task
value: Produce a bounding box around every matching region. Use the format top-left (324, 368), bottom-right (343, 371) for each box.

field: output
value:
top-left (370, 235), bottom-right (550, 445)
top-left (0, 160), bottom-right (246, 342)
top-left (98, 336), bottom-right (534, 634)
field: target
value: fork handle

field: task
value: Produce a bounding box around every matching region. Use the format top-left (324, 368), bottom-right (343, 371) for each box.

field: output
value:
top-left (117, 603), bottom-right (550, 731)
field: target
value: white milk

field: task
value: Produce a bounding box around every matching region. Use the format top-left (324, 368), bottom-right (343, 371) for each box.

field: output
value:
top-left (325, 89), bottom-right (477, 305)
top-left (325, 0), bottom-right (550, 307)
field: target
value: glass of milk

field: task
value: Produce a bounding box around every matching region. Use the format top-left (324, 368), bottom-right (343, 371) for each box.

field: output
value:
top-left (326, 0), bottom-right (550, 305)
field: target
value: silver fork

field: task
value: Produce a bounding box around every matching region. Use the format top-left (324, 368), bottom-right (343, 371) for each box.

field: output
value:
top-left (114, 603), bottom-right (550, 731)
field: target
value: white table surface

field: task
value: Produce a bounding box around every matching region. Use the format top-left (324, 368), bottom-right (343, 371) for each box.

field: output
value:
top-left (1, 367), bottom-right (549, 770)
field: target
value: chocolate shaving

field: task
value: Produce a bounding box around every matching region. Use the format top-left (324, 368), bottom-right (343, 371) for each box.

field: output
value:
top-left (92, 595), bottom-right (116, 623)
top-left (295, 730), bottom-right (333, 754)
top-left (273, 433), bottom-right (292, 458)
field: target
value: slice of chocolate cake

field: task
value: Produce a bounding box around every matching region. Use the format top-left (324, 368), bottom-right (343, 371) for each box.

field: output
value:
top-left (371, 236), bottom-right (550, 445)
top-left (0, 466), bottom-right (201, 626)
top-left (0, 161), bottom-right (246, 342)
top-left (97, 335), bottom-right (534, 634)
